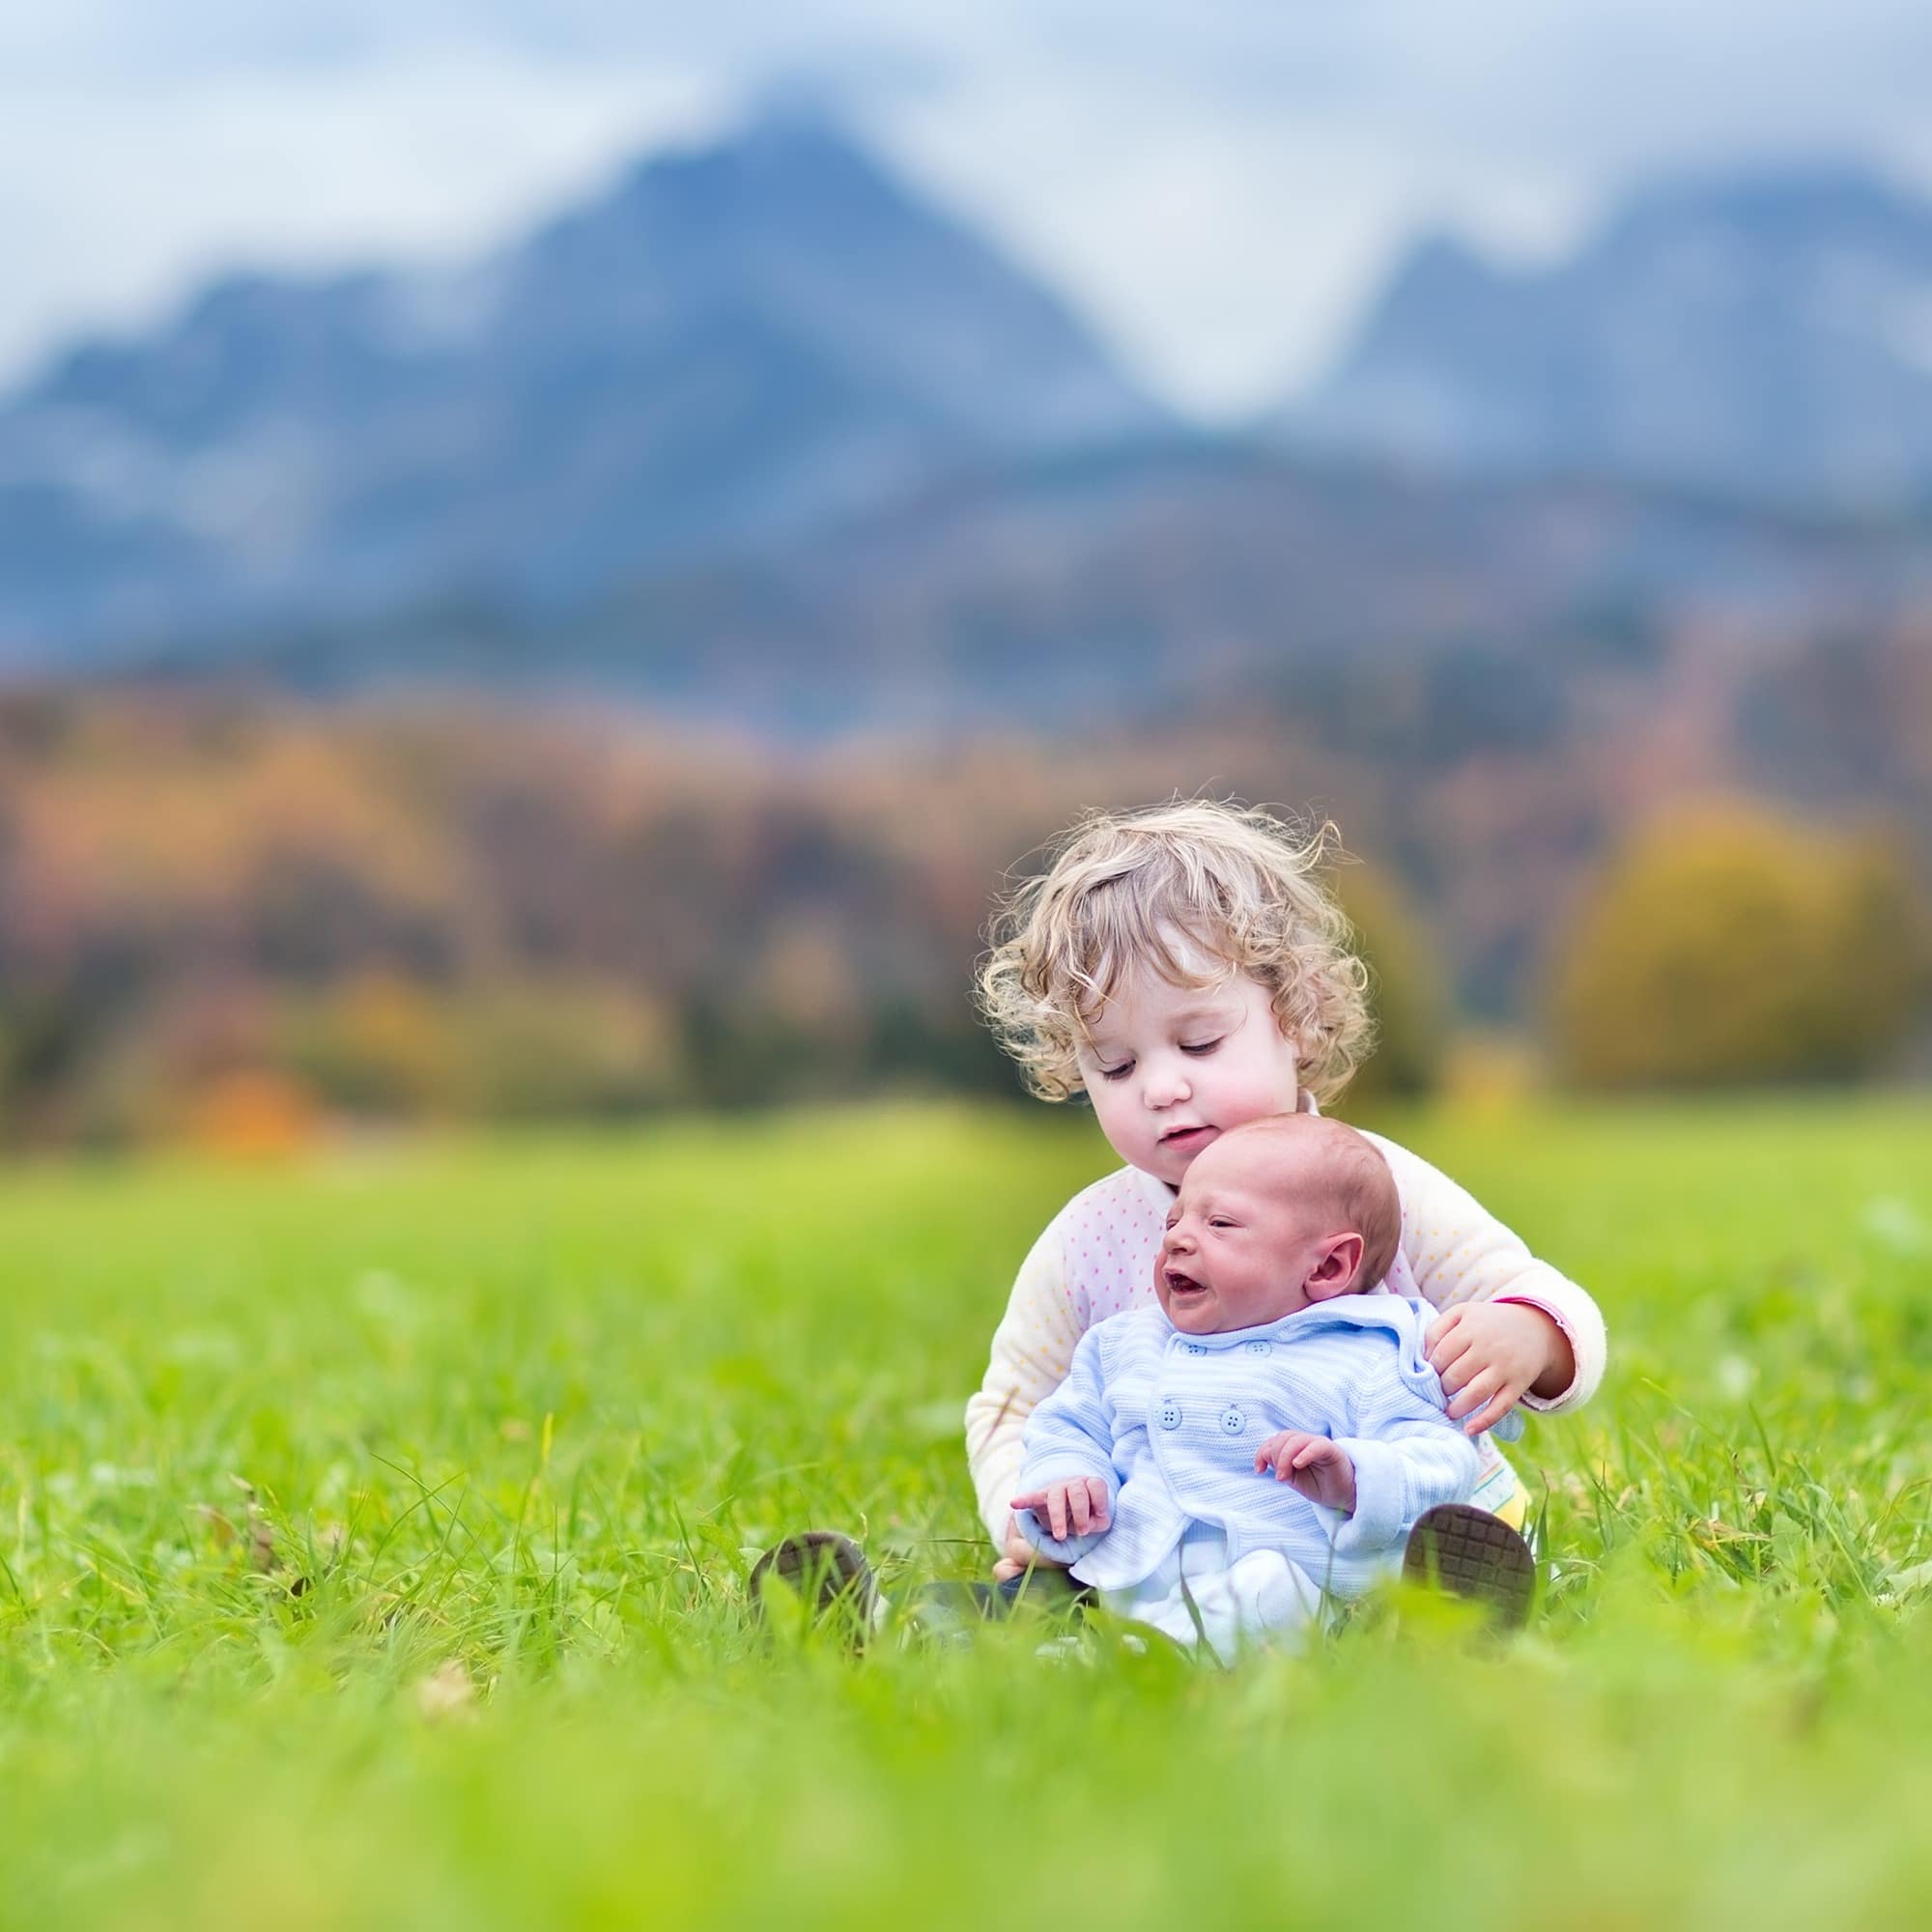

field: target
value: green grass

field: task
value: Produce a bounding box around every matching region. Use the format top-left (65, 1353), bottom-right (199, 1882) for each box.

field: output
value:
top-left (3, 1096), bottom-right (1932, 1927)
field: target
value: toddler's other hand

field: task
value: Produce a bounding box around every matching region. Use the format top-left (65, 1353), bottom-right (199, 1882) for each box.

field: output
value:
top-left (994, 1515), bottom-right (1070, 1582)
top-left (1256, 1431), bottom-right (1357, 1513)
top-left (1009, 1477), bottom-right (1111, 1545)
top-left (1426, 1301), bottom-right (1570, 1435)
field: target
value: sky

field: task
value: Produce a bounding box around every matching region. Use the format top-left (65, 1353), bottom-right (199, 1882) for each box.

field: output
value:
top-left (4, 2), bottom-right (1931, 419)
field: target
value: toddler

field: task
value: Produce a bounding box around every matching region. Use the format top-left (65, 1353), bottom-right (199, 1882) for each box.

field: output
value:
top-left (1011, 1113), bottom-right (1476, 1661)
top-left (969, 800), bottom-right (1605, 1591)
top-left (749, 800), bottom-right (1601, 1636)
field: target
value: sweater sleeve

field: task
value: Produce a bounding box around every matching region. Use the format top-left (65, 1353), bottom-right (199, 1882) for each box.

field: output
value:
top-left (1364, 1132), bottom-right (1607, 1414)
top-left (964, 1210), bottom-right (1093, 1548)
top-left (1011, 1326), bottom-right (1120, 1566)
top-left (1327, 1419), bottom-right (1481, 1557)
top-left (1315, 1341), bottom-right (1481, 1556)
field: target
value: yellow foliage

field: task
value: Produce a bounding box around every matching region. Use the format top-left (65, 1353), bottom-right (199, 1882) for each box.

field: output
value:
top-left (1438, 1031), bottom-right (1547, 1115)
top-left (1550, 802), bottom-right (1930, 1088)
top-left (1332, 866), bottom-right (1447, 1108)
top-left (7, 707), bottom-right (462, 944)
top-left (447, 983), bottom-right (679, 1118)
top-left (280, 975), bottom-right (464, 1115)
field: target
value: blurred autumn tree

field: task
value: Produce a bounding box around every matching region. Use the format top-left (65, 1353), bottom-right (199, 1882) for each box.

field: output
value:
top-left (0, 696), bottom-right (1012, 1143)
top-left (5, 676), bottom-right (1932, 1147)
top-left (1332, 866), bottom-right (1447, 1112)
top-left (1548, 804), bottom-right (1930, 1088)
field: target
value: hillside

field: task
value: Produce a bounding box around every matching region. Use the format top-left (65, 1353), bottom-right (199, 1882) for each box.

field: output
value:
top-left (139, 440), bottom-right (1932, 738)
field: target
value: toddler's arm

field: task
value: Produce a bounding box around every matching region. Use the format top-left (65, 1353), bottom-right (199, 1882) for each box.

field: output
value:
top-left (964, 1215), bottom-right (1090, 1549)
top-left (1365, 1132), bottom-right (1607, 1414)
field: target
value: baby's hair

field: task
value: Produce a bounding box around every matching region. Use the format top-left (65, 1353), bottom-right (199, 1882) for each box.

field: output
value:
top-left (1215, 1114), bottom-right (1402, 1293)
top-left (977, 799), bottom-right (1375, 1105)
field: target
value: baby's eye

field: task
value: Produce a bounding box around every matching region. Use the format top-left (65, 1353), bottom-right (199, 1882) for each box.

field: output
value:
top-left (1208, 1217), bottom-right (1235, 1230)
top-left (1179, 1038), bottom-right (1222, 1057)
top-left (1096, 1061), bottom-right (1135, 1082)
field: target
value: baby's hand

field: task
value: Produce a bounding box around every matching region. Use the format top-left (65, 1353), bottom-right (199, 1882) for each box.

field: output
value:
top-left (1009, 1477), bottom-right (1112, 1545)
top-left (1426, 1301), bottom-right (1572, 1435)
top-left (1256, 1431), bottom-right (1357, 1515)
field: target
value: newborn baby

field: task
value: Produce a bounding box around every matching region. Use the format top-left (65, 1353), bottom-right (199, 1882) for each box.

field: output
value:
top-left (1010, 1113), bottom-right (1479, 1661)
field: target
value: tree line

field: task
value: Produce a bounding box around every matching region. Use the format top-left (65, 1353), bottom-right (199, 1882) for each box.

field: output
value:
top-left (0, 675), bottom-right (1924, 1150)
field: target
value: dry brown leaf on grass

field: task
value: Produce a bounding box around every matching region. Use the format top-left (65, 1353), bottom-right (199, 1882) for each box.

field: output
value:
top-left (204, 1480), bottom-right (347, 1594)
top-left (198, 1479), bottom-right (278, 1574)
top-left (221, 1476), bottom-right (279, 1574)
top-left (248, 1517), bottom-right (277, 1575)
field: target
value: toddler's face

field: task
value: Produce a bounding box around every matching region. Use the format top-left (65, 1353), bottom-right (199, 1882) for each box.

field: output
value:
top-left (1072, 956), bottom-right (1302, 1187)
top-left (1154, 1131), bottom-right (1341, 1334)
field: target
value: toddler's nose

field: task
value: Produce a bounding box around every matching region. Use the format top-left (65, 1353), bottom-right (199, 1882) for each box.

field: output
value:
top-left (1144, 1066), bottom-right (1190, 1108)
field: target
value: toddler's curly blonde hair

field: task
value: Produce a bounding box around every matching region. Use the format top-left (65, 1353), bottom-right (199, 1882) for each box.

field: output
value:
top-left (976, 799), bottom-right (1374, 1106)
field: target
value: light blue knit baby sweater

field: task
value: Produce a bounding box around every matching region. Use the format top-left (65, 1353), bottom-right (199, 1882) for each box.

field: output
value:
top-left (1014, 1295), bottom-right (1480, 1596)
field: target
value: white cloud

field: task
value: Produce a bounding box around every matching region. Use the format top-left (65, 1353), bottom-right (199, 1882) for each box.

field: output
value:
top-left (0, 43), bottom-right (722, 381)
top-left (2, 1), bottom-right (1930, 413)
top-left (873, 66), bottom-right (1598, 415)
top-left (860, 0), bottom-right (1932, 411)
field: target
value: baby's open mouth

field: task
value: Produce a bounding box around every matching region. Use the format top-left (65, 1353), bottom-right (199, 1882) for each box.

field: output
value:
top-left (1160, 1124), bottom-right (1214, 1147)
top-left (1164, 1266), bottom-right (1208, 1298)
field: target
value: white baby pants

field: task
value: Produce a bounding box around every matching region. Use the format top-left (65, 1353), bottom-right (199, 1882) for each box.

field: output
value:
top-left (1099, 1522), bottom-right (1334, 1665)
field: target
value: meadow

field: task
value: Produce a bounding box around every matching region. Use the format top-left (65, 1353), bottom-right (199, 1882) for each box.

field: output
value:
top-left (2, 1095), bottom-right (1931, 1928)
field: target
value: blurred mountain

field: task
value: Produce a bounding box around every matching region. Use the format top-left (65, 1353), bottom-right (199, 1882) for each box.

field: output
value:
top-left (153, 441), bottom-right (1932, 737)
top-left (14, 142), bottom-right (1932, 703)
top-left (0, 109), bottom-right (1161, 657)
top-left (1293, 164), bottom-right (1932, 507)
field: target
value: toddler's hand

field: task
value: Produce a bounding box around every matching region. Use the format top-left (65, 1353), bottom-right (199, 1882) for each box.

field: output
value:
top-left (1426, 1301), bottom-right (1572, 1435)
top-left (1256, 1431), bottom-right (1357, 1515)
top-left (995, 1515), bottom-right (1070, 1582)
top-left (1009, 1477), bottom-right (1112, 1545)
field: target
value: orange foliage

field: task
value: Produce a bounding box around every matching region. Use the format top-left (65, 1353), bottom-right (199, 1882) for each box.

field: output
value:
top-left (181, 1069), bottom-right (323, 1160)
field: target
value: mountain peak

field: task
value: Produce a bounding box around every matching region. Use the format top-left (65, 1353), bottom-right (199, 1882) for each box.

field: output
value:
top-left (613, 104), bottom-right (890, 205)
top-left (0, 108), bottom-right (1159, 652)
top-left (1294, 159), bottom-right (1932, 505)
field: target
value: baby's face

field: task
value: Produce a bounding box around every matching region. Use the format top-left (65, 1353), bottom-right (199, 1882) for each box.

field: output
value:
top-left (1154, 1132), bottom-right (1339, 1334)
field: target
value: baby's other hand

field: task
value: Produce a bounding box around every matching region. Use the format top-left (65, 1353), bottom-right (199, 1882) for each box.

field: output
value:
top-left (1009, 1477), bottom-right (1111, 1545)
top-left (1256, 1431), bottom-right (1357, 1515)
top-left (1426, 1301), bottom-right (1571, 1435)
top-left (994, 1515), bottom-right (1070, 1582)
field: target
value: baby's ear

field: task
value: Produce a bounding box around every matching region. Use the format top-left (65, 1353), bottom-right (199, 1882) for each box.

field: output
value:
top-left (1303, 1232), bottom-right (1366, 1301)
